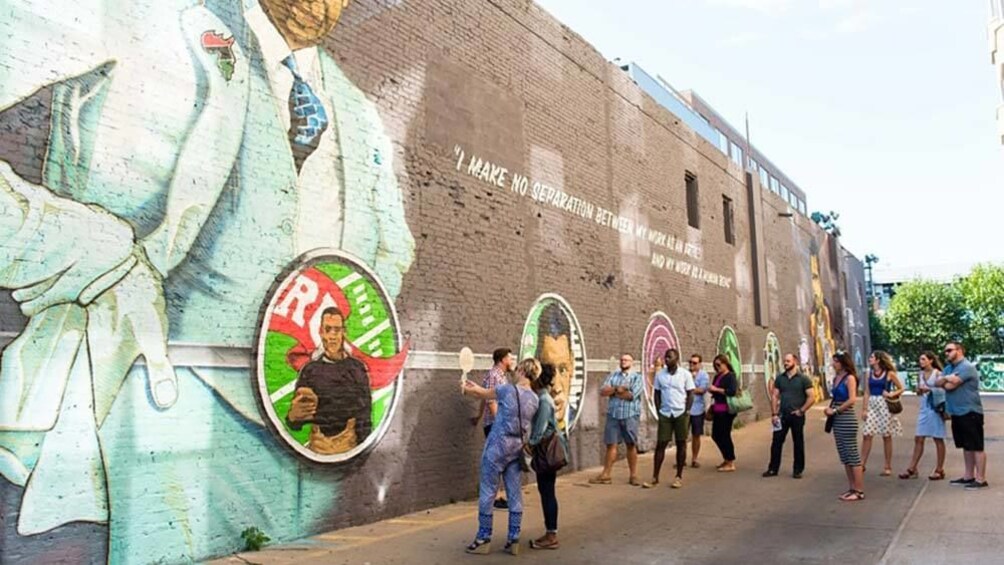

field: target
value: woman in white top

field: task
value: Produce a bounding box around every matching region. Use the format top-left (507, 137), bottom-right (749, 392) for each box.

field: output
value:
top-left (899, 351), bottom-right (947, 480)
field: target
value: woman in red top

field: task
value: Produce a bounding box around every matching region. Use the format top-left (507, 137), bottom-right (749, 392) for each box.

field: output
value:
top-left (707, 354), bottom-right (739, 472)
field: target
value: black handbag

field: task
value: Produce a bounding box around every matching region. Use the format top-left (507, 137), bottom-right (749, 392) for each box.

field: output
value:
top-left (824, 413), bottom-right (835, 434)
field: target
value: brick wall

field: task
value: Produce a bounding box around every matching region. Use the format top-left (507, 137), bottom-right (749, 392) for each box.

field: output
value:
top-left (0, 1), bottom-right (868, 563)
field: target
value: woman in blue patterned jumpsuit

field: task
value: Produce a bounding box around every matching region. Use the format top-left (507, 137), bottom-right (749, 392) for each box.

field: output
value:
top-left (462, 358), bottom-right (541, 555)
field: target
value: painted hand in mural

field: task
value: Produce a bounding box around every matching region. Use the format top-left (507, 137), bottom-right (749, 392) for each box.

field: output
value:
top-left (288, 387), bottom-right (320, 422)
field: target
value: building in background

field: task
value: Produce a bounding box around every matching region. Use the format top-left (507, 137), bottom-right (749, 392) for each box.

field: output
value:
top-left (991, 0), bottom-right (1004, 143)
top-left (872, 262), bottom-right (975, 313)
top-left (621, 63), bottom-right (810, 217)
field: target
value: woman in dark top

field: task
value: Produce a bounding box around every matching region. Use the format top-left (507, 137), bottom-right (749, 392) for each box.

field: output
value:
top-left (826, 351), bottom-right (864, 501)
top-left (707, 354), bottom-right (739, 472)
top-left (528, 364), bottom-right (568, 550)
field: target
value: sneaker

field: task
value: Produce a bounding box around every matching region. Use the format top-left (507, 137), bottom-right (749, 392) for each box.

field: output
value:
top-left (641, 480), bottom-right (659, 489)
top-left (671, 477), bottom-right (683, 489)
top-left (965, 481), bottom-right (990, 490)
top-left (950, 478), bottom-right (976, 487)
top-left (762, 470), bottom-right (778, 478)
top-left (494, 498), bottom-right (509, 509)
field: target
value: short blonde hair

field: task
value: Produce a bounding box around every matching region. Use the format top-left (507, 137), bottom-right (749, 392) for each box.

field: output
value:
top-left (516, 357), bottom-right (542, 383)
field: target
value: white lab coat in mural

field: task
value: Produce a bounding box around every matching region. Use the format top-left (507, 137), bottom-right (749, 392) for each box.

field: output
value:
top-left (0, 0), bottom-right (413, 560)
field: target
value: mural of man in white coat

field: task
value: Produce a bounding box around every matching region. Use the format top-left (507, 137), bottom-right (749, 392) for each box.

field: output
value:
top-left (0, 0), bottom-right (414, 562)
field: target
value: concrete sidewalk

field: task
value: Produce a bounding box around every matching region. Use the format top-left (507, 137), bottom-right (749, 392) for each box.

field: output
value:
top-left (213, 399), bottom-right (1004, 565)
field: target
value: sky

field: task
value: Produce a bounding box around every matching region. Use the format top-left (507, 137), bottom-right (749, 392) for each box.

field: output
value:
top-left (534, 0), bottom-right (1003, 275)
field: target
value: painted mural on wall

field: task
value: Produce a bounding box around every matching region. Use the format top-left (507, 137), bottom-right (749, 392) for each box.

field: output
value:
top-left (255, 251), bottom-right (407, 463)
top-left (0, 0), bottom-right (413, 561)
top-left (717, 326), bottom-right (743, 387)
top-left (520, 294), bottom-right (587, 432)
top-left (641, 312), bottom-right (681, 419)
top-left (808, 243), bottom-right (837, 397)
top-left (763, 333), bottom-right (782, 398)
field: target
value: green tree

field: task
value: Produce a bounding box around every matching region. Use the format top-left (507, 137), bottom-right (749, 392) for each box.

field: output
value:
top-left (956, 264), bottom-right (1004, 355)
top-left (882, 280), bottom-right (967, 362)
top-left (869, 308), bottom-right (889, 353)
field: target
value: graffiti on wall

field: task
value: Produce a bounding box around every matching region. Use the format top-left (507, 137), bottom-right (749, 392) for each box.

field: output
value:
top-left (0, 0), bottom-right (413, 560)
top-left (717, 326), bottom-right (743, 387)
top-left (640, 312), bottom-right (681, 418)
top-left (519, 294), bottom-right (588, 432)
top-left (763, 333), bottom-right (782, 398)
top-left (255, 251), bottom-right (408, 462)
top-left (808, 243), bottom-right (837, 396)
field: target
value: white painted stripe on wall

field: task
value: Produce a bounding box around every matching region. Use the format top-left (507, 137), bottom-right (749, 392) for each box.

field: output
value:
top-left (269, 381), bottom-right (297, 403)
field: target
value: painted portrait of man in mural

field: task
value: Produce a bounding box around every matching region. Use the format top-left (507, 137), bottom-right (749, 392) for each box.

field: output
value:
top-left (520, 295), bottom-right (587, 433)
top-left (257, 252), bottom-right (407, 462)
top-left (0, 0), bottom-right (413, 561)
top-left (808, 243), bottom-right (837, 391)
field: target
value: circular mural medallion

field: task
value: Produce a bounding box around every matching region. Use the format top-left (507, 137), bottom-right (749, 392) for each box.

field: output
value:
top-left (763, 333), bottom-right (782, 399)
top-left (254, 250), bottom-right (407, 463)
top-left (641, 312), bottom-right (681, 419)
top-left (520, 294), bottom-right (587, 433)
top-left (717, 326), bottom-right (743, 387)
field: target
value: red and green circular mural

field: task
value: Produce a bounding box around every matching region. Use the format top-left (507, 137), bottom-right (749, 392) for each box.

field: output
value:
top-left (254, 250), bottom-right (407, 463)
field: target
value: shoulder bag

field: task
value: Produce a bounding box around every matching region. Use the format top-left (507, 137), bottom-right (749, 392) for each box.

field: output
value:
top-left (726, 374), bottom-right (753, 415)
top-left (531, 399), bottom-right (567, 474)
top-left (514, 386), bottom-right (532, 473)
top-left (885, 376), bottom-right (903, 415)
top-left (926, 371), bottom-right (949, 419)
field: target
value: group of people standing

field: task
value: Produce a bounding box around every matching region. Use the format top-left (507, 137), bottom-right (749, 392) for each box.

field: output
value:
top-left (767, 342), bottom-right (989, 503)
top-left (589, 349), bottom-right (740, 490)
top-left (458, 340), bottom-right (990, 555)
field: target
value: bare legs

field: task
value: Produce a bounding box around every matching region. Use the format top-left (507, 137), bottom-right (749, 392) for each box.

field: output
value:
top-left (691, 434), bottom-right (702, 466)
top-left (861, 434), bottom-right (893, 473)
top-left (965, 450), bottom-right (988, 482)
top-left (597, 443), bottom-right (638, 481)
top-left (907, 437), bottom-right (946, 476)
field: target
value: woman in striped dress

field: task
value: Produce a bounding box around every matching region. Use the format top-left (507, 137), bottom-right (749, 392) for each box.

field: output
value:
top-left (462, 358), bottom-right (541, 555)
top-left (825, 351), bottom-right (864, 501)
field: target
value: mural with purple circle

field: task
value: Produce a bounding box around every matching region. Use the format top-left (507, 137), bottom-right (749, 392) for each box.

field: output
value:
top-left (641, 312), bottom-right (681, 419)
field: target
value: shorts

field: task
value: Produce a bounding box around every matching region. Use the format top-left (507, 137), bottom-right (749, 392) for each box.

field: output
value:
top-left (690, 414), bottom-right (705, 437)
top-left (604, 417), bottom-right (639, 445)
top-left (951, 412), bottom-right (985, 451)
top-left (658, 413), bottom-right (689, 444)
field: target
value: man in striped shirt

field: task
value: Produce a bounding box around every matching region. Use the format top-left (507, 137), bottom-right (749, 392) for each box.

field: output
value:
top-left (590, 354), bottom-right (644, 486)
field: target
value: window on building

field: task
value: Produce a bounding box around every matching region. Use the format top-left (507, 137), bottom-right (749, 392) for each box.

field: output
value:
top-left (758, 167), bottom-right (769, 188)
top-left (789, 192), bottom-right (798, 208)
top-left (749, 158), bottom-right (759, 174)
top-left (780, 184), bottom-right (790, 202)
top-left (722, 195), bottom-right (735, 245)
top-left (729, 141), bottom-right (743, 167)
top-left (769, 176), bottom-right (780, 194)
top-left (686, 172), bottom-right (700, 229)
top-left (799, 200), bottom-right (807, 214)
top-left (717, 131), bottom-right (729, 155)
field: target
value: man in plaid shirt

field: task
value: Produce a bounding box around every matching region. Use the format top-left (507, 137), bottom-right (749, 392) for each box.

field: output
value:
top-left (590, 354), bottom-right (644, 485)
top-left (471, 347), bottom-right (514, 508)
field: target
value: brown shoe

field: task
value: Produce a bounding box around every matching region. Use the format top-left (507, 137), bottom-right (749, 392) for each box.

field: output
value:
top-left (530, 538), bottom-right (560, 550)
top-left (588, 475), bottom-right (612, 485)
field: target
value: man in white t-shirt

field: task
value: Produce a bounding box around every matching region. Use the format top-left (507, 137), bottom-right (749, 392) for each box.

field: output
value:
top-left (643, 349), bottom-right (695, 489)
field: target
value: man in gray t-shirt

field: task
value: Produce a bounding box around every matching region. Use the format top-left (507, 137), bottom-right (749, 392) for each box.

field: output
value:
top-left (936, 341), bottom-right (988, 490)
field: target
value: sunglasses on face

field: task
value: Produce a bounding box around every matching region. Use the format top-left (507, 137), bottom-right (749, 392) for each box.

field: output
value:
top-left (945, 348), bottom-right (956, 354)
